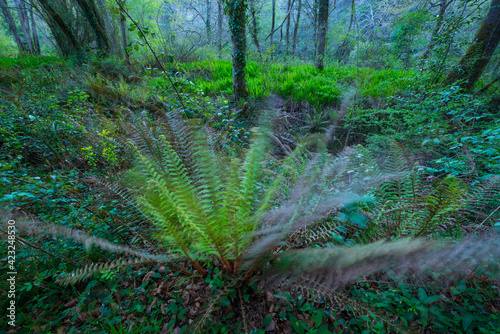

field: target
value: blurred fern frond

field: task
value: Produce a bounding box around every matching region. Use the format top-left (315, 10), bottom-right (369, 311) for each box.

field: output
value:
top-left (57, 258), bottom-right (148, 286)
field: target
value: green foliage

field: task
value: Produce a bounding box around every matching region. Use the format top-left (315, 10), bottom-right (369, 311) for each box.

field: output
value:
top-left (376, 173), bottom-right (466, 238)
top-left (123, 115), bottom-right (276, 273)
top-left (1, 54), bottom-right (499, 334)
top-left (0, 30), bottom-right (18, 57)
top-left (349, 146), bottom-right (470, 241)
top-left (91, 57), bottom-right (131, 80)
top-left (391, 10), bottom-right (428, 66)
top-left (178, 60), bottom-right (420, 106)
top-left (57, 258), bottom-right (147, 286)
top-left (31, 120), bottom-right (499, 333)
top-left (346, 85), bottom-right (500, 177)
top-left (0, 56), bottom-right (62, 69)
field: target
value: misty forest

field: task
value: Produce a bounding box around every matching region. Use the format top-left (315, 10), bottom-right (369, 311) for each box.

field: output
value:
top-left (1, 0), bottom-right (500, 332)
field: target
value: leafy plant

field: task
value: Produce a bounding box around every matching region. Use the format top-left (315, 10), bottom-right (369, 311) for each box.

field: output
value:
top-left (179, 59), bottom-right (420, 106)
top-left (15, 112), bottom-right (500, 333)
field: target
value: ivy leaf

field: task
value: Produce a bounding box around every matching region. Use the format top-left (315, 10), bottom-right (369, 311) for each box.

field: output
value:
top-left (219, 297), bottom-right (231, 307)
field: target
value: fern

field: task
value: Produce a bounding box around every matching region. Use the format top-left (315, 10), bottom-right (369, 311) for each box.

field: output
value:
top-left (57, 258), bottom-right (149, 286)
top-left (14, 115), bottom-right (500, 332)
top-left (459, 175), bottom-right (500, 228)
top-left (124, 114), bottom-right (279, 274)
top-left (347, 143), bottom-right (468, 241)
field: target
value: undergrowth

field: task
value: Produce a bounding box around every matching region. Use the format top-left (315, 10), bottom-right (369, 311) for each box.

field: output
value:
top-left (176, 59), bottom-right (422, 107)
top-left (0, 56), bottom-right (499, 334)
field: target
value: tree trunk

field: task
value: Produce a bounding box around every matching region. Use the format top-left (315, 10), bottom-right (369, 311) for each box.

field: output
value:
top-left (313, 0), bottom-right (318, 59)
top-left (217, 0), bottom-right (223, 58)
top-left (286, 0), bottom-right (292, 53)
top-left (74, 0), bottom-right (110, 57)
top-left (119, 0), bottom-right (130, 66)
top-left (228, 0), bottom-right (248, 100)
top-left (0, 0), bottom-right (27, 53)
top-left (249, 0), bottom-right (261, 57)
top-left (37, 0), bottom-right (83, 59)
top-left (445, 0), bottom-right (500, 91)
top-left (30, 4), bottom-right (40, 54)
top-left (14, 0), bottom-right (34, 53)
top-left (270, 0), bottom-right (275, 47)
top-left (422, 0), bottom-right (452, 59)
top-left (337, 0), bottom-right (354, 63)
top-left (206, 0), bottom-right (212, 43)
top-left (292, 0), bottom-right (302, 55)
top-left (315, 0), bottom-right (329, 70)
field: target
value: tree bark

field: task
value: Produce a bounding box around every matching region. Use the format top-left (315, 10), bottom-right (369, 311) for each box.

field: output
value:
top-left (228, 0), bottom-right (248, 100)
top-left (119, 0), bottom-right (130, 66)
top-left (74, 0), bottom-right (110, 57)
top-left (249, 0), bottom-right (261, 57)
top-left (217, 0), bottom-right (223, 58)
top-left (206, 0), bottom-right (212, 42)
top-left (14, 0), bottom-right (34, 53)
top-left (337, 0), bottom-right (354, 63)
top-left (313, 0), bottom-right (318, 59)
top-left (445, 0), bottom-right (500, 91)
top-left (315, 0), bottom-right (329, 70)
top-left (286, 0), bottom-right (292, 53)
top-left (30, 4), bottom-right (40, 54)
top-left (0, 0), bottom-right (27, 53)
top-left (270, 0), bottom-right (275, 47)
top-left (37, 0), bottom-right (83, 59)
top-left (292, 0), bottom-right (302, 55)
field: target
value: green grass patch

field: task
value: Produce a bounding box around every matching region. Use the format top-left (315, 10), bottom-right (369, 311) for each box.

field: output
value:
top-left (0, 56), bottom-right (63, 70)
top-left (179, 59), bottom-right (421, 106)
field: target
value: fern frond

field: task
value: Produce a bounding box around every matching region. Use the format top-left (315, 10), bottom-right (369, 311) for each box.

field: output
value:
top-left (56, 258), bottom-right (148, 286)
top-left (460, 175), bottom-right (500, 227)
top-left (413, 175), bottom-right (467, 236)
top-left (285, 219), bottom-right (341, 249)
top-left (15, 220), bottom-right (173, 263)
top-left (265, 236), bottom-right (500, 291)
top-left (244, 145), bottom-right (379, 267)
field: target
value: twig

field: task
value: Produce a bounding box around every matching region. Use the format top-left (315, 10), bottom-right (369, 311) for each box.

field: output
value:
top-left (238, 287), bottom-right (249, 334)
top-left (265, 0), bottom-right (296, 41)
top-left (478, 205), bottom-right (500, 227)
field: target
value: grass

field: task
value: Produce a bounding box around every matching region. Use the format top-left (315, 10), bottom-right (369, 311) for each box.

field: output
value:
top-left (178, 59), bottom-right (422, 106)
top-left (0, 56), bottom-right (63, 69)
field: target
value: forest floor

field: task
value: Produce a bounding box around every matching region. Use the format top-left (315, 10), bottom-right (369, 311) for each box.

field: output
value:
top-left (0, 56), bottom-right (499, 333)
